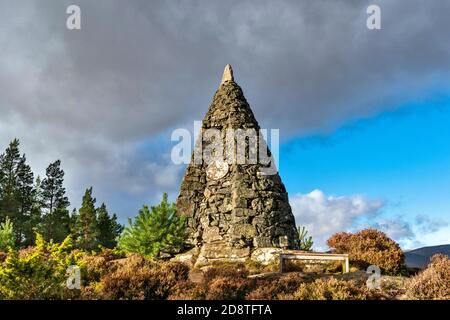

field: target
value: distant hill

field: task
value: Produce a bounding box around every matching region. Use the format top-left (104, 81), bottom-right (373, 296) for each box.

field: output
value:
top-left (404, 244), bottom-right (450, 269)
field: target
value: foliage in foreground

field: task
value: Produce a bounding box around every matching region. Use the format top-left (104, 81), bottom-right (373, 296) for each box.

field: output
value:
top-left (1, 244), bottom-right (448, 300)
top-left (89, 254), bottom-right (190, 299)
top-left (405, 254), bottom-right (450, 300)
top-left (118, 193), bottom-right (186, 259)
top-left (297, 226), bottom-right (313, 251)
top-left (327, 228), bottom-right (405, 274)
top-left (0, 234), bottom-right (81, 299)
top-left (0, 218), bottom-right (15, 251)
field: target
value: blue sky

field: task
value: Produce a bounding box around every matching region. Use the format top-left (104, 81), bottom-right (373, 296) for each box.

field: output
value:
top-left (280, 96), bottom-right (450, 249)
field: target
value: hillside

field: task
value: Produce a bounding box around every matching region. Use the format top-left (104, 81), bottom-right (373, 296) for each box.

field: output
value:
top-left (405, 244), bottom-right (450, 269)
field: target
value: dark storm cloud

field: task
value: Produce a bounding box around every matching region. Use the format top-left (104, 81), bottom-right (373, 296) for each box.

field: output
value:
top-left (1, 0), bottom-right (450, 219)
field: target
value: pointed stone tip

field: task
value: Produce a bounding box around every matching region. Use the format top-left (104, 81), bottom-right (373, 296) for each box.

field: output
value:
top-left (221, 64), bottom-right (234, 84)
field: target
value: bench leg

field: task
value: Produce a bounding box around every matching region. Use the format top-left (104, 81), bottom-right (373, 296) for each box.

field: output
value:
top-left (279, 257), bottom-right (285, 273)
top-left (343, 258), bottom-right (349, 273)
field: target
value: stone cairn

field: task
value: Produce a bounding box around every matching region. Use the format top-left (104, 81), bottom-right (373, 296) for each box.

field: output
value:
top-left (176, 65), bottom-right (299, 266)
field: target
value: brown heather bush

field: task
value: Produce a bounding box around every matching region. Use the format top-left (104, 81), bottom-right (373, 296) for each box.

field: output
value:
top-left (96, 254), bottom-right (189, 300)
top-left (168, 280), bottom-right (206, 300)
top-left (279, 277), bottom-right (374, 300)
top-left (80, 249), bottom-right (122, 284)
top-left (243, 259), bottom-right (279, 275)
top-left (246, 273), bottom-right (310, 300)
top-left (169, 262), bottom-right (254, 300)
top-left (405, 254), bottom-right (450, 300)
top-left (206, 276), bottom-right (252, 300)
top-left (202, 262), bottom-right (249, 283)
top-left (327, 229), bottom-right (405, 274)
top-left (196, 263), bottom-right (254, 300)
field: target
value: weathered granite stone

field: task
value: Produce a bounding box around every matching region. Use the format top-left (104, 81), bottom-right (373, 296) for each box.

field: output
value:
top-left (171, 247), bottom-right (200, 268)
top-left (251, 247), bottom-right (284, 265)
top-left (176, 65), bottom-right (299, 265)
top-left (195, 242), bottom-right (250, 267)
top-left (221, 64), bottom-right (234, 84)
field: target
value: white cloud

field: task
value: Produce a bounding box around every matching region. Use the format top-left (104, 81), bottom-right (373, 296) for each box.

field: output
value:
top-left (415, 214), bottom-right (449, 233)
top-left (370, 217), bottom-right (415, 248)
top-left (290, 189), bottom-right (384, 250)
top-left (291, 190), bottom-right (449, 251)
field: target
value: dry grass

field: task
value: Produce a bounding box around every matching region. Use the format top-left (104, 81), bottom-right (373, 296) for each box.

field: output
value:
top-left (327, 229), bottom-right (405, 274)
top-left (405, 254), bottom-right (450, 300)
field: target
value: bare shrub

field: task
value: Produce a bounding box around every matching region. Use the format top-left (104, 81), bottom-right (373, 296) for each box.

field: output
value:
top-left (98, 254), bottom-right (189, 299)
top-left (405, 254), bottom-right (450, 300)
top-left (280, 277), bottom-right (373, 300)
top-left (246, 273), bottom-right (309, 300)
top-left (327, 229), bottom-right (405, 274)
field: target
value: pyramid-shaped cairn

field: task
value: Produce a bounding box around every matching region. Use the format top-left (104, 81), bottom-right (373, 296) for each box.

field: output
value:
top-left (177, 65), bottom-right (298, 265)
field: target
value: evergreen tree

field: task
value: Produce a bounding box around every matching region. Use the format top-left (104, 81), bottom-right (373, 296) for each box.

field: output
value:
top-left (0, 217), bottom-right (15, 251)
top-left (118, 193), bottom-right (186, 258)
top-left (69, 207), bottom-right (78, 235)
top-left (15, 154), bottom-right (35, 245)
top-left (0, 139), bottom-right (36, 245)
top-left (96, 203), bottom-right (123, 249)
top-left (74, 187), bottom-right (98, 251)
top-left (23, 176), bottom-right (43, 246)
top-left (39, 160), bottom-right (71, 242)
top-left (0, 139), bottom-right (21, 224)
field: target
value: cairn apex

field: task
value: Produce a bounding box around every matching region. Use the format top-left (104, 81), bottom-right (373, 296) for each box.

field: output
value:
top-left (221, 64), bottom-right (234, 84)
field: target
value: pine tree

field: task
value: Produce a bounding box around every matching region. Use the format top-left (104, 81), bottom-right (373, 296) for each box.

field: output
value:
top-left (39, 160), bottom-right (71, 242)
top-left (23, 176), bottom-right (43, 246)
top-left (74, 187), bottom-right (98, 251)
top-left (0, 217), bottom-right (15, 251)
top-left (69, 207), bottom-right (78, 236)
top-left (118, 193), bottom-right (186, 258)
top-left (297, 225), bottom-right (314, 251)
top-left (96, 203), bottom-right (123, 249)
top-left (0, 139), bottom-right (21, 224)
top-left (15, 154), bottom-right (35, 245)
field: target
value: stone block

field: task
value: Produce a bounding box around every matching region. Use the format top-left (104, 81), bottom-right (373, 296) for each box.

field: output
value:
top-left (202, 226), bottom-right (222, 243)
top-left (233, 197), bottom-right (247, 208)
top-left (231, 223), bottom-right (256, 239)
top-left (253, 236), bottom-right (273, 248)
top-left (251, 247), bottom-right (283, 265)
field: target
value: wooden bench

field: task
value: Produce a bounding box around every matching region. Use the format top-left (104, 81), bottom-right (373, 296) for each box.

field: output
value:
top-left (279, 252), bottom-right (350, 274)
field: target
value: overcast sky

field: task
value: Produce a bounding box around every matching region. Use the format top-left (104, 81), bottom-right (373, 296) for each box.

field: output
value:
top-left (1, 0), bottom-right (449, 249)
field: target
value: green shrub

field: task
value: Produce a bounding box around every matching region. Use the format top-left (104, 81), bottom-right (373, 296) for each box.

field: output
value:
top-left (327, 229), bottom-right (405, 274)
top-left (0, 218), bottom-right (15, 251)
top-left (118, 193), bottom-right (186, 259)
top-left (0, 233), bottom-right (82, 299)
top-left (297, 226), bottom-right (314, 251)
top-left (405, 254), bottom-right (450, 300)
